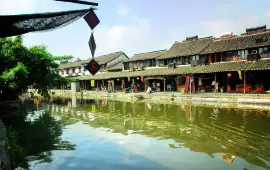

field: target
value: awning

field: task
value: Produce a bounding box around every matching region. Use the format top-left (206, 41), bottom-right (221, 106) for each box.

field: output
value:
top-left (144, 76), bottom-right (164, 81)
top-left (69, 59), bottom-right (270, 81)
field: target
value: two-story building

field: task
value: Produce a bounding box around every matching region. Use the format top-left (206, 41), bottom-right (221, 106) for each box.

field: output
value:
top-left (57, 51), bottom-right (129, 91)
top-left (60, 25), bottom-right (270, 94)
top-left (58, 51), bottom-right (128, 77)
top-left (143, 25), bottom-right (270, 93)
top-left (123, 50), bottom-right (166, 71)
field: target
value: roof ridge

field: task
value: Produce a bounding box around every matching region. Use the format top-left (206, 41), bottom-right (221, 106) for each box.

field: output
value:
top-left (97, 51), bottom-right (123, 57)
top-left (134, 49), bottom-right (166, 55)
top-left (213, 30), bottom-right (270, 42)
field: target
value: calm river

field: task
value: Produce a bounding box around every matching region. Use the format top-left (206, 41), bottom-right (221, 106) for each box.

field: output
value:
top-left (3, 97), bottom-right (270, 170)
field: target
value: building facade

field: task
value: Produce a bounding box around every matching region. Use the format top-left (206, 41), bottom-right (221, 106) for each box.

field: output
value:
top-left (59, 25), bottom-right (270, 94)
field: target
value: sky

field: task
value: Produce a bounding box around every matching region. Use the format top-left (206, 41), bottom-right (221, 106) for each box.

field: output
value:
top-left (1, 0), bottom-right (270, 60)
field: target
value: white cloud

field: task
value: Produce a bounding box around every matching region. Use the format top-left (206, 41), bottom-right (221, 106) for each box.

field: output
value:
top-left (95, 17), bottom-right (153, 57)
top-left (0, 0), bottom-right (36, 14)
top-left (117, 4), bottom-right (130, 17)
top-left (200, 16), bottom-right (258, 37)
top-left (216, 3), bottom-right (235, 12)
top-left (94, 4), bottom-right (185, 57)
top-left (0, 0), bottom-right (62, 15)
top-left (0, 1), bottom-right (183, 59)
top-left (266, 10), bottom-right (270, 19)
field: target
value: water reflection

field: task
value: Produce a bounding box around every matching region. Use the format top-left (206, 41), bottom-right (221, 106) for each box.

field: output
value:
top-left (47, 98), bottom-right (270, 170)
top-left (3, 108), bottom-right (76, 169)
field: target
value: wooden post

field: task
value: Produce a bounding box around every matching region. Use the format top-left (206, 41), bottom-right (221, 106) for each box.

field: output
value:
top-left (164, 78), bottom-right (166, 92)
top-left (220, 53), bottom-right (223, 61)
top-left (144, 80), bottom-right (147, 92)
top-left (244, 72), bottom-right (246, 95)
top-left (214, 73), bottom-right (217, 94)
top-left (189, 75), bottom-right (192, 94)
top-left (215, 53), bottom-right (217, 62)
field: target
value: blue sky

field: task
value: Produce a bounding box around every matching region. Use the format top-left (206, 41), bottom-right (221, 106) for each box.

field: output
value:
top-left (1, 0), bottom-right (270, 59)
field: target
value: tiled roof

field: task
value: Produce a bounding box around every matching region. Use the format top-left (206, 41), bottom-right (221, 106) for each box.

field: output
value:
top-left (144, 60), bottom-right (270, 75)
top-left (201, 31), bottom-right (270, 54)
top-left (59, 51), bottom-right (125, 69)
top-left (58, 60), bottom-right (84, 69)
top-left (159, 37), bottom-right (213, 59)
top-left (94, 51), bottom-right (125, 64)
top-left (124, 50), bottom-right (166, 62)
top-left (71, 59), bottom-right (270, 80)
top-left (107, 62), bottom-right (123, 71)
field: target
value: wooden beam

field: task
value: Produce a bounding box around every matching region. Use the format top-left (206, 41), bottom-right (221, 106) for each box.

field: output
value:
top-left (55, 0), bottom-right (98, 6)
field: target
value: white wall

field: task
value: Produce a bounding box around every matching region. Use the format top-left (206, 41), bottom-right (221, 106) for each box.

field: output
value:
top-left (61, 53), bottom-right (128, 77)
top-left (75, 68), bottom-right (80, 73)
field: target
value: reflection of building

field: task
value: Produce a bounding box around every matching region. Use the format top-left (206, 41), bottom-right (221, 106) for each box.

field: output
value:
top-left (47, 99), bottom-right (270, 170)
top-left (220, 153), bottom-right (235, 163)
top-left (71, 96), bottom-right (77, 108)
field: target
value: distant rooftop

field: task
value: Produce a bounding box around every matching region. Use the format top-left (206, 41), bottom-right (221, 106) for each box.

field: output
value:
top-left (124, 49), bottom-right (167, 62)
top-left (59, 51), bottom-right (126, 69)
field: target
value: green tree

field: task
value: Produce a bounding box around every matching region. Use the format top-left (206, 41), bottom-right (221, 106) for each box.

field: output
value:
top-left (0, 36), bottom-right (73, 101)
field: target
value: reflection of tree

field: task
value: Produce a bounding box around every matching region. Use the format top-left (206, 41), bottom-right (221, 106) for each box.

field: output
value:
top-left (6, 111), bottom-right (76, 169)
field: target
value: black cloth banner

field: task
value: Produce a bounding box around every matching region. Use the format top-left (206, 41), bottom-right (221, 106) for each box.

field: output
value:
top-left (0, 9), bottom-right (90, 38)
top-left (88, 32), bottom-right (96, 58)
top-left (83, 10), bottom-right (100, 30)
top-left (85, 59), bottom-right (101, 76)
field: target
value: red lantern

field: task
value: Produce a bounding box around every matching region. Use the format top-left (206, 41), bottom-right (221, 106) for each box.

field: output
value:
top-left (228, 73), bottom-right (232, 78)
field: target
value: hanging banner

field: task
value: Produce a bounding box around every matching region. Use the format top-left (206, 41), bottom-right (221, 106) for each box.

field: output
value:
top-left (92, 105), bottom-right (96, 112)
top-left (85, 59), bottom-right (101, 75)
top-left (84, 9), bottom-right (100, 30)
top-left (238, 71), bottom-right (242, 80)
top-left (91, 80), bottom-right (95, 87)
top-left (88, 32), bottom-right (96, 57)
top-left (141, 76), bottom-right (144, 82)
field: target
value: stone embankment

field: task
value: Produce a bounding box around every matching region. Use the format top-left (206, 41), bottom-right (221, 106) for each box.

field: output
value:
top-left (50, 90), bottom-right (270, 106)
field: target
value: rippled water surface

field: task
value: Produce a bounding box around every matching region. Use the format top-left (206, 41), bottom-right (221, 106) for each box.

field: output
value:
top-left (4, 97), bottom-right (270, 170)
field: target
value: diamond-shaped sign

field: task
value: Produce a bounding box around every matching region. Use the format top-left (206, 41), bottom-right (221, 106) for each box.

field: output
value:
top-left (84, 9), bottom-right (100, 30)
top-left (88, 33), bottom-right (96, 57)
top-left (85, 59), bottom-right (101, 76)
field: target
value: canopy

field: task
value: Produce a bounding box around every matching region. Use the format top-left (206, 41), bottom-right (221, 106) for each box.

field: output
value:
top-left (0, 8), bottom-right (90, 38)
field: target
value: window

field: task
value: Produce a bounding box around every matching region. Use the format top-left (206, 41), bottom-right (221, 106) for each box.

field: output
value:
top-left (153, 59), bottom-right (156, 66)
top-left (164, 59), bottom-right (168, 65)
top-left (158, 60), bottom-right (164, 66)
top-left (177, 57), bottom-right (184, 64)
top-left (259, 47), bottom-right (270, 54)
top-left (224, 51), bottom-right (233, 61)
top-left (237, 50), bottom-right (248, 60)
top-left (259, 48), bottom-right (263, 54)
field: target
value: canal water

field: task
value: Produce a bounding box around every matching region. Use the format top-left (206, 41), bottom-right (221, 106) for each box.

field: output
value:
top-left (3, 97), bottom-right (270, 170)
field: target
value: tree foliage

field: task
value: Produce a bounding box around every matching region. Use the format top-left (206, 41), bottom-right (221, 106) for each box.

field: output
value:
top-left (0, 36), bottom-right (72, 101)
